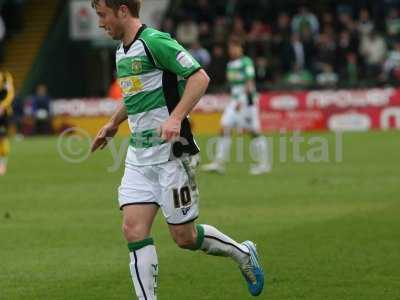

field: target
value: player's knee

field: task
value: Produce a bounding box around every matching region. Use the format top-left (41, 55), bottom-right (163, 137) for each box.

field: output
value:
top-left (122, 220), bottom-right (148, 242)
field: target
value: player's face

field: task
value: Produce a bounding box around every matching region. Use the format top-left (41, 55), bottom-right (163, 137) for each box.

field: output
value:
top-left (228, 44), bottom-right (242, 60)
top-left (95, 0), bottom-right (125, 40)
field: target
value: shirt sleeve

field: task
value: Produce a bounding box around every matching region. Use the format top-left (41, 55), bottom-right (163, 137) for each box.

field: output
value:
top-left (243, 57), bottom-right (255, 81)
top-left (144, 32), bottom-right (202, 78)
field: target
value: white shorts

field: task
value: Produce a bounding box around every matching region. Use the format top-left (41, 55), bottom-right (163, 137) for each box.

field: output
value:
top-left (221, 101), bottom-right (261, 132)
top-left (118, 156), bottom-right (200, 225)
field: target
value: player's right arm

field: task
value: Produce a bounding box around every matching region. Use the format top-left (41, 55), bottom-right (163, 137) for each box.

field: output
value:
top-left (244, 58), bottom-right (256, 106)
top-left (91, 103), bottom-right (127, 152)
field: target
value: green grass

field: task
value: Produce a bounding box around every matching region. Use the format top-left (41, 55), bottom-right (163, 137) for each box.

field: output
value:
top-left (1, 131), bottom-right (400, 300)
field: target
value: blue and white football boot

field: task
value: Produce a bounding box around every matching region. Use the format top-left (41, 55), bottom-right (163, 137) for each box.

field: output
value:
top-left (240, 241), bottom-right (265, 297)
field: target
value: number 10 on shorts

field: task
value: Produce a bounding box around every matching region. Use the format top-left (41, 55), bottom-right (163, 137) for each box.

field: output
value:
top-left (173, 186), bottom-right (192, 208)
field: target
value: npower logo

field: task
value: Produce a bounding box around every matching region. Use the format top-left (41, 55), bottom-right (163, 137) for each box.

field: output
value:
top-left (381, 107), bottom-right (400, 129)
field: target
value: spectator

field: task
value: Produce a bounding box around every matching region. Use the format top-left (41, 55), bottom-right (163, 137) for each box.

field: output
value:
top-left (336, 30), bottom-right (357, 74)
top-left (316, 64), bottom-right (339, 88)
top-left (198, 21), bottom-right (212, 47)
top-left (30, 84), bottom-right (52, 135)
top-left (386, 8), bottom-right (400, 36)
top-left (189, 41), bottom-right (211, 68)
top-left (382, 41), bottom-right (400, 81)
top-left (292, 6), bottom-right (319, 35)
top-left (284, 63), bottom-right (313, 87)
top-left (360, 31), bottom-right (388, 79)
top-left (176, 17), bottom-right (199, 47)
top-left (358, 8), bottom-right (375, 36)
top-left (314, 31), bottom-right (337, 71)
top-left (247, 19), bottom-right (271, 58)
top-left (213, 16), bottom-right (228, 44)
top-left (207, 44), bottom-right (227, 87)
top-left (345, 53), bottom-right (359, 86)
top-left (230, 16), bottom-right (246, 44)
top-left (194, 0), bottom-right (214, 24)
top-left (255, 57), bottom-right (273, 85)
top-left (273, 12), bottom-right (291, 41)
top-left (281, 33), bottom-right (306, 73)
top-left (321, 11), bottom-right (335, 33)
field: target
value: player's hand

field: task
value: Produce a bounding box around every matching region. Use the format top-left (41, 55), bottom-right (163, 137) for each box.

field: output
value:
top-left (0, 106), bottom-right (5, 117)
top-left (160, 116), bottom-right (181, 141)
top-left (91, 122), bottom-right (119, 153)
top-left (235, 102), bottom-right (242, 112)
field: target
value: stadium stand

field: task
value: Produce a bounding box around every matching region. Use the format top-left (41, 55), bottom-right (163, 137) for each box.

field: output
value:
top-left (164, 0), bottom-right (400, 91)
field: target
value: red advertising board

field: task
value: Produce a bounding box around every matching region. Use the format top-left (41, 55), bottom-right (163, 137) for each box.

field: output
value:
top-left (258, 88), bottom-right (400, 131)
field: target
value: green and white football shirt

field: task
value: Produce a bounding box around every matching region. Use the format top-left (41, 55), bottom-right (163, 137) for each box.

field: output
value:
top-left (226, 56), bottom-right (256, 102)
top-left (116, 25), bottom-right (202, 166)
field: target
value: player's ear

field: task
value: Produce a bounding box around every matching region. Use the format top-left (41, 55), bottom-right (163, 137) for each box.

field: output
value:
top-left (119, 4), bottom-right (129, 18)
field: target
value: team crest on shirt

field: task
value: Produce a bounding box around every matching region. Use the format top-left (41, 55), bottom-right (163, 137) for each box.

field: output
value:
top-left (176, 51), bottom-right (194, 68)
top-left (132, 59), bottom-right (143, 74)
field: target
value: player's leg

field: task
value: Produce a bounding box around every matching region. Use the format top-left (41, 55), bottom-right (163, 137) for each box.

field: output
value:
top-left (202, 102), bottom-right (237, 173)
top-left (168, 222), bottom-right (264, 296)
top-left (160, 157), bottom-right (264, 296)
top-left (246, 105), bottom-right (270, 175)
top-left (119, 164), bottom-right (160, 300)
top-left (123, 205), bottom-right (159, 300)
top-left (0, 116), bottom-right (10, 176)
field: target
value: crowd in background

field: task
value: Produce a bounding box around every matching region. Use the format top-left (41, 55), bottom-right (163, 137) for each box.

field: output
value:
top-left (163, 0), bottom-right (400, 91)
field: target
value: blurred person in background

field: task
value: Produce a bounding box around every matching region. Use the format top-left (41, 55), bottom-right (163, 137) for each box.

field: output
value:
top-left (30, 84), bottom-right (52, 135)
top-left (108, 72), bottom-right (123, 100)
top-left (189, 41), bottom-right (211, 69)
top-left (382, 40), bottom-right (400, 81)
top-left (291, 6), bottom-right (319, 35)
top-left (176, 16), bottom-right (198, 47)
top-left (202, 39), bottom-right (270, 175)
top-left (360, 31), bottom-right (388, 80)
top-left (0, 71), bottom-right (15, 176)
top-left (357, 8), bottom-right (375, 37)
top-left (284, 62), bottom-right (313, 87)
top-left (207, 44), bottom-right (227, 87)
top-left (316, 63), bottom-right (339, 88)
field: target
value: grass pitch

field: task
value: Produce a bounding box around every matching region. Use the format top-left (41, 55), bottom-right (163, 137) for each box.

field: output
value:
top-left (1, 131), bottom-right (399, 300)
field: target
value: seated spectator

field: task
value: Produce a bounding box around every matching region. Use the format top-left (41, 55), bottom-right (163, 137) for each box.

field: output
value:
top-left (30, 84), bottom-right (52, 135)
top-left (386, 8), bottom-right (400, 36)
top-left (358, 8), bottom-right (374, 36)
top-left (316, 64), bottom-right (339, 88)
top-left (291, 6), bottom-right (319, 35)
top-left (382, 41), bottom-right (400, 81)
top-left (189, 42), bottom-right (211, 68)
top-left (284, 63), bottom-right (313, 87)
top-left (176, 17), bottom-right (199, 47)
top-left (360, 31), bottom-right (387, 79)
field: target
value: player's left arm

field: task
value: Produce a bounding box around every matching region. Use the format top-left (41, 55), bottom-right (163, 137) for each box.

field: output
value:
top-left (244, 58), bottom-right (257, 106)
top-left (162, 69), bottom-right (209, 141)
top-left (0, 72), bottom-right (15, 116)
top-left (145, 33), bottom-right (210, 141)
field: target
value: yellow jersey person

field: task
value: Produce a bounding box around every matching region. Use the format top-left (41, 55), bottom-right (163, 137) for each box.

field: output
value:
top-left (0, 71), bottom-right (15, 176)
